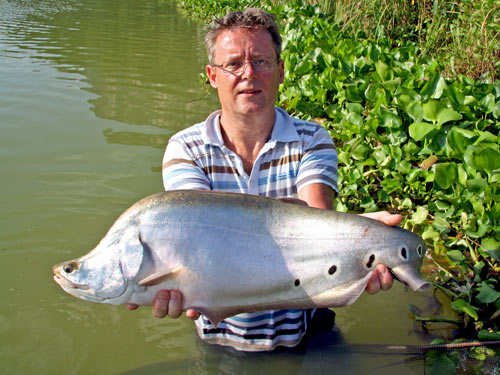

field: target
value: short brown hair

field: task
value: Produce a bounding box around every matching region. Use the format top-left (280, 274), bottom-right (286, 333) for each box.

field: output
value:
top-left (205, 8), bottom-right (282, 65)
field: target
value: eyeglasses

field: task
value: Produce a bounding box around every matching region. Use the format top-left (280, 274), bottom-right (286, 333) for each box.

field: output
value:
top-left (213, 58), bottom-right (278, 75)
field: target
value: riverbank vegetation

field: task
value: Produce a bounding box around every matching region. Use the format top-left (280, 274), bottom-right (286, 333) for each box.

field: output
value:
top-left (175, 0), bottom-right (500, 358)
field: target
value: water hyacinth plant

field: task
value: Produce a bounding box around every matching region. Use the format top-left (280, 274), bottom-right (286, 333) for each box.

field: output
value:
top-left (175, 0), bottom-right (500, 350)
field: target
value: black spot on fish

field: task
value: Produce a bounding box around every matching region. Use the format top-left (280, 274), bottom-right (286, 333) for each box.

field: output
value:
top-left (366, 254), bottom-right (375, 268)
top-left (294, 279), bottom-right (300, 287)
top-left (328, 265), bottom-right (337, 275)
top-left (401, 247), bottom-right (408, 260)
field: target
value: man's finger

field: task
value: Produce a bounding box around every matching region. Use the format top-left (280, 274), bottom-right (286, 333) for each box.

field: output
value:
top-left (153, 290), bottom-right (170, 318)
top-left (167, 290), bottom-right (183, 318)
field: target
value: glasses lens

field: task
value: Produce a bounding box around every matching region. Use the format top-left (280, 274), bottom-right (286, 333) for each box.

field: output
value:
top-left (220, 59), bottom-right (275, 74)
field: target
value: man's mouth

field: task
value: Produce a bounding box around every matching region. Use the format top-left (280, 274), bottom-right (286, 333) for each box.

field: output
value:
top-left (239, 89), bottom-right (261, 95)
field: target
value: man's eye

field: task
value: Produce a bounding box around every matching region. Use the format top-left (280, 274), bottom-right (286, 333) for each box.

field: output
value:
top-left (254, 59), bottom-right (268, 66)
top-left (226, 61), bottom-right (243, 69)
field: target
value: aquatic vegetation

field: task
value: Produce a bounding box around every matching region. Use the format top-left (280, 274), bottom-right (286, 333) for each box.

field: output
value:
top-left (174, 0), bottom-right (500, 348)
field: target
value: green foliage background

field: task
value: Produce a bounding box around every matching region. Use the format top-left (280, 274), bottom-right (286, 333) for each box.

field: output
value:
top-left (175, 0), bottom-right (500, 346)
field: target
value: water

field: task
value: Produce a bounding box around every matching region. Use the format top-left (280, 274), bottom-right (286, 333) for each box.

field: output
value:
top-left (0, 1), bottom-right (456, 374)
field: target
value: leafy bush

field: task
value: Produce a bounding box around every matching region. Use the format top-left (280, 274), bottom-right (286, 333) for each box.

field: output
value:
top-left (273, 0), bottom-right (500, 81)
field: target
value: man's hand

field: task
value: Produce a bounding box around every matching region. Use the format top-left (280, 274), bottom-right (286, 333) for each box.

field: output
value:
top-left (365, 264), bottom-right (393, 294)
top-left (126, 290), bottom-right (200, 320)
top-left (360, 211), bottom-right (403, 227)
top-left (360, 211), bottom-right (402, 294)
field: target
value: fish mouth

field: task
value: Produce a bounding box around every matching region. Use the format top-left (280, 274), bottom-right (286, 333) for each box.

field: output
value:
top-left (53, 273), bottom-right (90, 290)
top-left (390, 265), bottom-right (432, 292)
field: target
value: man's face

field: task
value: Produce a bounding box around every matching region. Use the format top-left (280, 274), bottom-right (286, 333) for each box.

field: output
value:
top-left (206, 28), bottom-right (284, 119)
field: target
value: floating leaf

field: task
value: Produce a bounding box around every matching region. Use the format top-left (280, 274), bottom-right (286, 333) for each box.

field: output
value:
top-left (451, 299), bottom-right (479, 320)
top-left (447, 250), bottom-right (464, 263)
top-left (475, 282), bottom-right (500, 304)
top-left (478, 330), bottom-right (500, 341)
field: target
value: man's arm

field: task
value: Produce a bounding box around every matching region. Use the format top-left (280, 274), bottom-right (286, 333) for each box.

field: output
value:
top-left (297, 182), bottom-right (335, 209)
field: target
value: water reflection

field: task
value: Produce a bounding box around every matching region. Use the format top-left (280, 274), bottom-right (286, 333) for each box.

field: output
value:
top-left (103, 128), bottom-right (173, 149)
top-left (2, 0), bottom-right (218, 138)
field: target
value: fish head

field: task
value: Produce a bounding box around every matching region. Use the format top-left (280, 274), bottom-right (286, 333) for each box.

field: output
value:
top-left (53, 246), bottom-right (127, 303)
top-left (388, 228), bottom-right (431, 292)
top-left (53, 227), bottom-right (148, 304)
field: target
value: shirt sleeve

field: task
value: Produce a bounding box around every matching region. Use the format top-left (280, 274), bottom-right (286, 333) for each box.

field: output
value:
top-left (162, 140), bottom-right (211, 191)
top-left (296, 125), bottom-right (338, 194)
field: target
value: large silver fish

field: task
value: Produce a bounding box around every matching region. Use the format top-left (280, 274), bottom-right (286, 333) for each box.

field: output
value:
top-left (53, 190), bottom-right (430, 325)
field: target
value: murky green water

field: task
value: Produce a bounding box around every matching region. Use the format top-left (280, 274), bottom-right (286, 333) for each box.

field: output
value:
top-left (1, 1), bottom-right (453, 374)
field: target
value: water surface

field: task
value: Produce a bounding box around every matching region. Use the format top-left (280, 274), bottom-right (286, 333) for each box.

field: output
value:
top-left (1, 1), bottom-right (451, 374)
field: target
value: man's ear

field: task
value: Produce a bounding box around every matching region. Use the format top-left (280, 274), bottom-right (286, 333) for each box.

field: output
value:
top-left (206, 64), bottom-right (218, 88)
top-left (278, 59), bottom-right (285, 84)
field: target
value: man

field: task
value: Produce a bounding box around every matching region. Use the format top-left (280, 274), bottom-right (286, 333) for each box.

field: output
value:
top-left (128, 8), bottom-right (399, 351)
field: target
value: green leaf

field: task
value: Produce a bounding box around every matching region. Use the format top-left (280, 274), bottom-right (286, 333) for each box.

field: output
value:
top-left (380, 110), bottom-right (402, 128)
top-left (409, 122), bottom-right (437, 141)
top-left (394, 87), bottom-right (421, 108)
top-left (422, 100), bottom-right (441, 123)
top-left (422, 226), bottom-right (440, 242)
top-left (493, 101), bottom-right (500, 119)
top-left (475, 282), bottom-right (500, 304)
top-left (451, 299), bottom-right (479, 320)
top-left (375, 60), bottom-right (390, 81)
top-left (466, 178), bottom-right (487, 193)
top-left (478, 330), bottom-right (500, 341)
top-left (447, 250), bottom-right (465, 263)
top-left (434, 163), bottom-right (457, 189)
top-left (436, 108), bottom-right (462, 126)
top-left (412, 206), bottom-right (428, 224)
top-left (295, 59), bottom-right (313, 76)
top-left (482, 238), bottom-right (500, 262)
top-left (444, 85), bottom-right (465, 107)
top-left (352, 144), bottom-right (370, 160)
top-left (420, 73), bottom-right (446, 99)
top-left (406, 101), bottom-right (423, 122)
top-left (479, 93), bottom-right (495, 113)
top-left (464, 145), bottom-right (500, 172)
top-left (447, 127), bottom-right (477, 155)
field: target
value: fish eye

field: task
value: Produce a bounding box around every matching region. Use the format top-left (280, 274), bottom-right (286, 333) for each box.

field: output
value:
top-left (63, 262), bottom-right (77, 274)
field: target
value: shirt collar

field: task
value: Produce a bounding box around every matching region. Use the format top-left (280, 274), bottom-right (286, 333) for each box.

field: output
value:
top-left (201, 107), bottom-right (300, 147)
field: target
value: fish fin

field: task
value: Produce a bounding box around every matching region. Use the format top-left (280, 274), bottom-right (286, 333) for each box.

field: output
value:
top-left (311, 272), bottom-right (374, 308)
top-left (195, 307), bottom-right (245, 328)
top-left (138, 265), bottom-right (183, 287)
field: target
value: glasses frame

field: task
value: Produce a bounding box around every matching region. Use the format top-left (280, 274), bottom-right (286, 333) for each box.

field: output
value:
top-left (212, 58), bottom-right (279, 76)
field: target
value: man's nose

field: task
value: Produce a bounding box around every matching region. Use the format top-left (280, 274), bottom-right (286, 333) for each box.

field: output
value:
top-left (240, 61), bottom-right (256, 78)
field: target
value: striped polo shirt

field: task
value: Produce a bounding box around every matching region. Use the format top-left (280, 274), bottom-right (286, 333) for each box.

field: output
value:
top-left (161, 107), bottom-right (338, 351)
